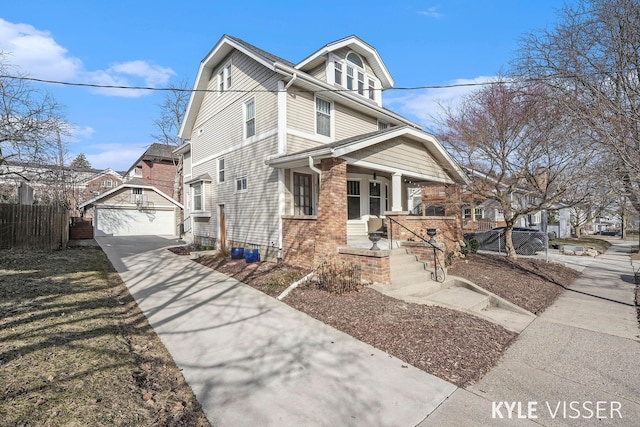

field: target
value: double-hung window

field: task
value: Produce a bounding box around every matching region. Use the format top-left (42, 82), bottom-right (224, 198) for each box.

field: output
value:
top-left (346, 66), bottom-right (354, 90)
top-left (369, 182), bottom-right (381, 217)
top-left (334, 62), bottom-right (343, 86)
top-left (316, 97), bottom-right (331, 137)
top-left (244, 99), bottom-right (255, 138)
top-left (192, 183), bottom-right (203, 211)
top-left (293, 173), bottom-right (313, 215)
top-left (218, 158), bottom-right (225, 183)
top-left (347, 180), bottom-right (361, 220)
top-left (331, 52), bottom-right (379, 103)
top-left (218, 63), bottom-right (231, 95)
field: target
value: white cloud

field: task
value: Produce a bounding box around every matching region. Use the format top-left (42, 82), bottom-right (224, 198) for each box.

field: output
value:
top-left (68, 125), bottom-right (95, 142)
top-left (417, 7), bottom-right (444, 19)
top-left (84, 143), bottom-right (147, 171)
top-left (0, 18), bottom-right (174, 98)
top-left (385, 76), bottom-right (496, 130)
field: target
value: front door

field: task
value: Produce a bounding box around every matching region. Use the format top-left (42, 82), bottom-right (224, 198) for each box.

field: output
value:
top-left (219, 204), bottom-right (226, 251)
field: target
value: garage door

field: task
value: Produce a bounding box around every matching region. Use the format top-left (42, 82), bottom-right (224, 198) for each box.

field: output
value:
top-left (95, 208), bottom-right (175, 237)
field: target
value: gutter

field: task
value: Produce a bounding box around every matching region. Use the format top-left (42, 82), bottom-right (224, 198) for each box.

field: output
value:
top-left (309, 156), bottom-right (322, 183)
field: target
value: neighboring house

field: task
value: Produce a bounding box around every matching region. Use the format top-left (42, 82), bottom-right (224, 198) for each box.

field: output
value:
top-left (176, 35), bottom-right (468, 270)
top-left (454, 168), bottom-right (572, 237)
top-left (79, 179), bottom-right (183, 237)
top-left (123, 143), bottom-right (179, 201)
top-left (0, 161), bottom-right (123, 214)
top-left (81, 168), bottom-right (124, 200)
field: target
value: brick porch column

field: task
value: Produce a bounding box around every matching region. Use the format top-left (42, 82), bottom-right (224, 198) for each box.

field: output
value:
top-left (314, 158), bottom-right (347, 264)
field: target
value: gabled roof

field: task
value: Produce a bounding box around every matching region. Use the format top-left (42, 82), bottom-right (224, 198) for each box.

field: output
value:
top-left (295, 35), bottom-right (394, 89)
top-left (266, 125), bottom-right (469, 185)
top-left (125, 143), bottom-right (177, 177)
top-left (79, 182), bottom-right (184, 210)
top-left (179, 35), bottom-right (418, 141)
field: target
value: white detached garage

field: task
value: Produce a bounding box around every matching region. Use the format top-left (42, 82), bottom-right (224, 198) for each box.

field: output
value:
top-left (80, 182), bottom-right (183, 237)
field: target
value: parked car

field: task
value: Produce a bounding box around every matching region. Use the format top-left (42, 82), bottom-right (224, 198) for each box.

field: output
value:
top-left (464, 227), bottom-right (546, 255)
top-left (595, 229), bottom-right (622, 236)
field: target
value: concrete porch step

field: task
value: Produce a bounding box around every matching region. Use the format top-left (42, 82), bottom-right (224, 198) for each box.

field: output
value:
top-left (384, 245), bottom-right (536, 333)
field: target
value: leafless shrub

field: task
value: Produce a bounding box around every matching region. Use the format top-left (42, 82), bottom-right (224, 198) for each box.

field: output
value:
top-left (315, 256), bottom-right (362, 295)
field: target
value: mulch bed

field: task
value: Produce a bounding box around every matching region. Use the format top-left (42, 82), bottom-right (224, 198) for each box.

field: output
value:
top-left (185, 248), bottom-right (581, 387)
top-left (285, 286), bottom-right (516, 387)
top-left (447, 253), bottom-right (581, 314)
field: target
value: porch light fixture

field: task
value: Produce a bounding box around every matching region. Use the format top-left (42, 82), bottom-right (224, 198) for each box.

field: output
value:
top-left (373, 172), bottom-right (377, 180)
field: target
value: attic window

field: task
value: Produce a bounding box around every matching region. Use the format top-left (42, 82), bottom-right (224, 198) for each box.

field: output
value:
top-left (346, 52), bottom-right (363, 68)
top-left (329, 52), bottom-right (380, 104)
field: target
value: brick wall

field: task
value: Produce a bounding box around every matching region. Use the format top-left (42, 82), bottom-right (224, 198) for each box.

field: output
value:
top-left (401, 241), bottom-right (446, 269)
top-left (386, 213), bottom-right (463, 253)
top-left (338, 247), bottom-right (391, 285)
top-left (140, 161), bottom-right (177, 198)
top-left (314, 158), bottom-right (347, 264)
top-left (282, 216), bottom-right (317, 269)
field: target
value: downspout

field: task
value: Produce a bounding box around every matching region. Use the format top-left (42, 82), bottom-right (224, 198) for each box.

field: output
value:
top-left (284, 73), bottom-right (298, 90)
top-left (308, 156), bottom-right (322, 183)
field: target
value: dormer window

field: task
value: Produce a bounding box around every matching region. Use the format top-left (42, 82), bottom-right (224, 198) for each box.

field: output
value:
top-left (346, 52), bottom-right (363, 68)
top-left (329, 52), bottom-right (380, 104)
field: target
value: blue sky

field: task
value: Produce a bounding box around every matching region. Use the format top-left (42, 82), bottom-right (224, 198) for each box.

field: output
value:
top-left (1, 1), bottom-right (566, 172)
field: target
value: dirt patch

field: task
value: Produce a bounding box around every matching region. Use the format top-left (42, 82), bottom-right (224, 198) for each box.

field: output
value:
top-left (192, 251), bottom-right (578, 387)
top-left (448, 253), bottom-right (580, 314)
top-left (0, 247), bottom-right (210, 426)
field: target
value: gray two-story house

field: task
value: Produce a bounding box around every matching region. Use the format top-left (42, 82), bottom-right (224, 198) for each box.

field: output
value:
top-left (177, 35), bottom-right (468, 269)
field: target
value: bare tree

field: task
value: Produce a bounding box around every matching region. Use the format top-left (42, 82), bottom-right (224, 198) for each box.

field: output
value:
top-left (515, 0), bottom-right (640, 215)
top-left (1, 54), bottom-right (69, 179)
top-left (439, 80), bottom-right (593, 258)
top-left (151, 79), bottom-right (189, 201)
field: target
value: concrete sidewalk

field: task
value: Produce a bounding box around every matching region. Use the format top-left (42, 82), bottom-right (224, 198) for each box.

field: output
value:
top-left (97, 236), bottom-right (456, 427)
top-left (424, 240), bottom-right (640, 426)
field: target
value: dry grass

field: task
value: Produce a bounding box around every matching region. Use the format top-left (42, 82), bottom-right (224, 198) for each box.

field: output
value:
top-left (0, 247), bottom-right (209, 427)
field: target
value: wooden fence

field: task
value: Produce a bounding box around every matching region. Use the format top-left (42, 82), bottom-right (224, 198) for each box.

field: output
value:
top-left (0, 204), bottom-right (70, 250)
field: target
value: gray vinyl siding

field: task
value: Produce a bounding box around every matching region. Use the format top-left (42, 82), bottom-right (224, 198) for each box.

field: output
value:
top-left (192, 50), bottom-right (281, 164)
top-left (307, 63), bottom-right (326, 81)
top-left (334, 103), bottom-right (378, 140)
top-left (190, 136), bottom-right (281, 248)
top-left (286, 82), bottom-right (380, 152)
top-left (100, 187), bottom-right (174, 207)
top-left (287, 86), bottom-right (315, 134)
top-left (350, 138), bottom-right (451, 182)
top-left (288, 134), bottom-right (322, 154)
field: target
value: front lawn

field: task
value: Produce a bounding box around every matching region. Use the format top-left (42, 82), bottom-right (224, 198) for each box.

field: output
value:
top-left (0, 247), bottom-right (209, 426)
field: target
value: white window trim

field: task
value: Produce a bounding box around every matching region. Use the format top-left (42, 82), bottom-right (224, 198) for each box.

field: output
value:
top-left (328, 53), bottom-right (381, 105)
top-left (235, 177), bottom-right (248, 193)
top-left (191, 182), bottom-right (204, 212)
top-left (217, 61), bottom-right (232, 96)
top-left (218, 158), bottom-right (225, 183)
top-left (314, 96), bottom-right (334, 139)
top-left (244, 97), bottom-right (256, 139)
